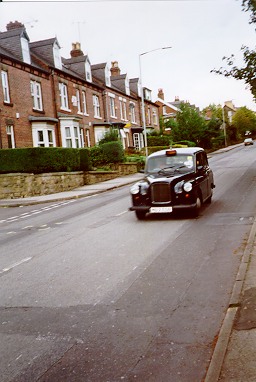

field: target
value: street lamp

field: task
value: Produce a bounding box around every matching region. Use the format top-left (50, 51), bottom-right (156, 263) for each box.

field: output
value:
top-left (222, 105), bottom-right (227, 147)
top-left (139, 46), bottom-right (172, 157)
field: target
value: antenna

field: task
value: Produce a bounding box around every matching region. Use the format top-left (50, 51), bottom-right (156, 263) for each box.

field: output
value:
top-left (72, 21), bottom-right (86, 43)
top-left (24, 19), bottom-right (38, 28)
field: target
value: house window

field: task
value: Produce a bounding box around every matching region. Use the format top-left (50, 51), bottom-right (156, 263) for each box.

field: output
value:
top-left (1, 71), bottom-right (10, 103)
top-left (21, 36), bottom-right (31, 64)
top-left (105, 65), bottom-right (111, 87)
top-left (32, 124), bottom-right (56, 147)
top-left (129, 102), bottom-right (136, 123)
top-left (119, 98), bottom-right (127, 121)
top-left (74, 126), bottom-right (80, 148)
top-left (60, 120), bottom-right (84, 148)
top-left (110, 96), bottom-right (116, 118)
top-left (85, 60), bottom-right (92, 82)
top-left (94, 127), bottom-right (106, 144)
top-left (93, 95), bottom-right (101, 118)
top-left (6, 125), bottom-right (15, 148)
top-left (82, 91), bottom-right (88, 115)
top-left (53, 42), bottom-right (62, 69)
top-left (125, 76), bottom-right (130, 95)
top-left (30, 80), bottom-right (43, 111)
top-left (147, 107), bottom-right (151, 125)
top-left (133, 132), bottom-right (144, 150)
top-left (152, 108), bottom-right (158, 125)
top-left (59, 83), bottom-right (69, 110)
top-left (65, 126), bottom-right (72, 147)
top-left (76, 89), bottom-right (82, 113)
top-left (85, 129), bottom-right (91, 147)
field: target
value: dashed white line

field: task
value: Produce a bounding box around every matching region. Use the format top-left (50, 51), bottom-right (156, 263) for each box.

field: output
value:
top-left (0, 257), bottom-right (32, 274)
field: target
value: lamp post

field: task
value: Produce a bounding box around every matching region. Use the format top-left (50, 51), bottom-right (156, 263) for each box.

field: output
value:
top-left (222, 105), bottom-right (227, 147)
top-left (139, 46), bottom-right (172, 157)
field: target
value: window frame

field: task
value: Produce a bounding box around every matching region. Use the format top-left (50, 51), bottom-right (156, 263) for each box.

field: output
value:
top-left (30, 80), bottom-right (43, 111)
top-left (59, 82), bottom-right (70, 111)
top-left (93, 95), bottom-right (101, 118)
top-left (32, 123), bottom-right (56, 147)
top-left (109, 95), bottom-right (116, 118)
top-left (1, 70), bottom-right (10, 103)
top-left (6, 125), bottom-right (15, 148)
top-left (129, 102), bottom-right (136, 123)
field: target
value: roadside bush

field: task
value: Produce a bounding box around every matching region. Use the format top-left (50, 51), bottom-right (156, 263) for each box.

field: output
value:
top-left (98, 129), bottom-right (119, 144)
top-left (173, 140), bottom-right (196, 147)
top-left (0, 147), bottom-right (86, 174)
top-left (79, 148), bottom-right (90, 171)
top-left (147, 135), bottom-right (171, 147)
top-left (89, 141), bottom-right (124, 167)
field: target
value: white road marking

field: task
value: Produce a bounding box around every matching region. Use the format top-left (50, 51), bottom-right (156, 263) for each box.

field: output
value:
top-left (0, 257), bottom-right (32, 274)
top-left (115, 211), bottom-right (127, 217)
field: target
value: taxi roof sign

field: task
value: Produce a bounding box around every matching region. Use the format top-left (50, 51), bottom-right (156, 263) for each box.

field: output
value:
top-left (166, 149), bottom-right (177, 156)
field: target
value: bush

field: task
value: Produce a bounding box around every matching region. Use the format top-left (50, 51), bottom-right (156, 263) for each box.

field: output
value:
top-left (147, 135), bottom-right (171, 147)
top-left (173, 140), bottom-right (196, 147)
top-left (98, 129), bottom-right (119, 144)
top-left (79, 148), bottom-right (90, 171)
top-left (89, 141), bottom-right (124, 167)
top-left (0, 147), bottom-right (88, 174)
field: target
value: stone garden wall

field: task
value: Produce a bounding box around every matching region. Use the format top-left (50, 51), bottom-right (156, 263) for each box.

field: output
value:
top-left (0, 163), bottom-right (138, 199)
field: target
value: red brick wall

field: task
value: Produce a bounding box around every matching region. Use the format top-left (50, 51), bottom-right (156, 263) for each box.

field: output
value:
top-left (0, 60), bottom-right (55, 148)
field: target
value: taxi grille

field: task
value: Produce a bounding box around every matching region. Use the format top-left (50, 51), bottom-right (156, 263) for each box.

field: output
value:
top-left (151, 182), bottom-right (171, 204)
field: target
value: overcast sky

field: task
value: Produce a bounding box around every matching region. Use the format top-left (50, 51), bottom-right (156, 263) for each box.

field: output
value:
top-left (1, 0), bottom-right (256, 111)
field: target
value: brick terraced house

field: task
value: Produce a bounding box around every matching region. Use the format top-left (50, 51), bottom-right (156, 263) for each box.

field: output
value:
top-left (0, 21), bottom-right (160, 150)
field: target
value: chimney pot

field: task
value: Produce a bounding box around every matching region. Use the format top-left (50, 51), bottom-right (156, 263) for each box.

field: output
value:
top-left (6, 21), bottom-right (24, 30)
top-left (110, 61), bottom-right (121, 76)
top-left (70, 42), bottom-right (84, 57)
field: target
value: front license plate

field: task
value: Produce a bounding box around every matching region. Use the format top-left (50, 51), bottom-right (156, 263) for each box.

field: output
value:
top-left (150, 206), bottom-right (173, 213)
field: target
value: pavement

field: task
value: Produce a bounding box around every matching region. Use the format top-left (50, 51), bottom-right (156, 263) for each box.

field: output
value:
top-left (1, 143), bottom-right (256, 381)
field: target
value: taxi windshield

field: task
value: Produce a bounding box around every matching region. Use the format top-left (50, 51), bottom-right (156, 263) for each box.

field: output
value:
top-left (146, 154), bottom-right (194, 174)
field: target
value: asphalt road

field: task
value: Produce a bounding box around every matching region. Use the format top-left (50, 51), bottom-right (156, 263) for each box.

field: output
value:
top-left (0, 144), bottom-right (256, 382)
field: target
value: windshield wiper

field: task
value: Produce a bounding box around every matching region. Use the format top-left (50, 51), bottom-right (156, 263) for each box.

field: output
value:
top-left (158, 165), bottom-right (176, 174)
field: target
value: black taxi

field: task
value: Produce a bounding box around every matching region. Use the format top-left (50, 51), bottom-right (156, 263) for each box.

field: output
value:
top-left (129, 147), bottom-right (215, 219)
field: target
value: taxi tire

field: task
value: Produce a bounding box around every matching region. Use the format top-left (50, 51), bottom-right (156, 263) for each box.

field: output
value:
top-left (192, 194), bottom-right (202, 217)
top-left (135, 211), bottom-right (146, 220)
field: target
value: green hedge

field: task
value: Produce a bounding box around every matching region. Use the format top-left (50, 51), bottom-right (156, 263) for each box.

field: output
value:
top-left (89, 141), bottom-right (125, 167)
top-left (147, 135), bottom-right (171, 147)
top-left (0, 147), bottom-right (90, 174)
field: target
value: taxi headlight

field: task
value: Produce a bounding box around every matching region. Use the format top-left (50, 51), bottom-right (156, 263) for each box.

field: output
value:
top-left (183, 181), bottom-right (193, 192)
top-left (174, 181), bottom-right (184, 194)
top-left (130, 182), bottom-right (140, 195)
top-left (130, 182), bottom-right (149, 195)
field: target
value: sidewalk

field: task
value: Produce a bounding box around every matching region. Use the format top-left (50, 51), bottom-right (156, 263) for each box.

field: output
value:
top-left (205, 217), bottom-right (256, 381)
top-left (0, 172), bottom-right (144, 208)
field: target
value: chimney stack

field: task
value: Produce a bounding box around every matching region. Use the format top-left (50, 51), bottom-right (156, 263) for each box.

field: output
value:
top-left (158, 88), bottom-right (164, 100)
top-left (110, 61), bottom-right (121, 76)
top-left (70, 42), bottom-right (84, 58)
top-left (6, 21), bottom-right (24, 30)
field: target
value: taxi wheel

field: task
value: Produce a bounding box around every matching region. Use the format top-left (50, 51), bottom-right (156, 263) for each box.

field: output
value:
top-left (205, 191), bottom-right (212, 204)
top-left (135, 211), bottom-right (146, 220)
top-left (192, 195), bottom-right (202, 217)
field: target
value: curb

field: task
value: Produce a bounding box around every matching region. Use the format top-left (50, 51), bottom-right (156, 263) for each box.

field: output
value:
top-left (204, 218), bottom-right (256, 381)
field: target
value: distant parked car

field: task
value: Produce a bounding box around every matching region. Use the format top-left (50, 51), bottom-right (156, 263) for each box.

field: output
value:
top-left (244, 138), bottom-right (254, 146)
top-left (129, 147), bottom-right (215, 219)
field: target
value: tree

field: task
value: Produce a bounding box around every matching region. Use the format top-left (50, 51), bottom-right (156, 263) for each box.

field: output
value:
top-left (232, 106), bottom-right (256, 137)
top-left (211, 1), bottom-right (256, 102)
top-left (175, 103), bottom-right (207, 144)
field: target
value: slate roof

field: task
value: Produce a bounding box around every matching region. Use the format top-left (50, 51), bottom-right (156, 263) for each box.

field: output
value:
top-left (0, 26), bottom-right (29, 62)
